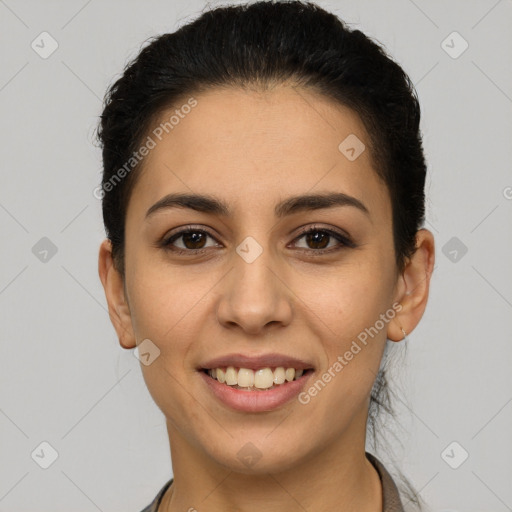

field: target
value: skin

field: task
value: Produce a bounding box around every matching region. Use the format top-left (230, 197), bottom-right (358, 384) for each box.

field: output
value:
top-left (99, 83), bottom-right (435, 512)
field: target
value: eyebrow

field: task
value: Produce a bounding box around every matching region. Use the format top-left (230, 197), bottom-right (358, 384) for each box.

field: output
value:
top-left (145, 191), bottom-right (370, 219)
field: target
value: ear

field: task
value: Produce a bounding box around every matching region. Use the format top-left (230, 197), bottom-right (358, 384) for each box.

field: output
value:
top-left (98, 239), bottom-right (136, 349)
top-left (387, 229), bottom-right (435, 342)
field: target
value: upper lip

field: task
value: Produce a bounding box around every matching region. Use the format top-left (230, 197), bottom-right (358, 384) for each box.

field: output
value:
top-left (200, 353), bottom-right (314, 371)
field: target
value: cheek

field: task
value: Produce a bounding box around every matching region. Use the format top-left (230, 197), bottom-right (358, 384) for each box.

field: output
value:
top-left (305, 258), bottom-right (394, 337)
top-left (127, 263), bottom-right (204, 416)
top-left (125, 248), bottom-right (201, 343)
top-left (300, 256), bottom-right (395, 393)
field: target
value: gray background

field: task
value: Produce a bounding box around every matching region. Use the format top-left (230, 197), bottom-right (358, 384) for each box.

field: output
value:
top-left (1, 0), bottom-right (511, 510)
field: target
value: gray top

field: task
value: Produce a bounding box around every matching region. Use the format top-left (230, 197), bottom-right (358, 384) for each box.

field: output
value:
top-left (140, 451), bottom-right (405, 512)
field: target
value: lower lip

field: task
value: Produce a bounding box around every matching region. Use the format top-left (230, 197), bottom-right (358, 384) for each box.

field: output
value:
top-left (199, 370), bottom-right (313, 412)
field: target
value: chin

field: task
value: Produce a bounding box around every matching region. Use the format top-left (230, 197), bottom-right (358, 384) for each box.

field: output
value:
top-left (200, 431), bottom-right (311, 475)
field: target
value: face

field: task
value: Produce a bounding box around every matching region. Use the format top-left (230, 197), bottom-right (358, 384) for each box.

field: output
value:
top-left (103, 84), bottom-right (422, 475)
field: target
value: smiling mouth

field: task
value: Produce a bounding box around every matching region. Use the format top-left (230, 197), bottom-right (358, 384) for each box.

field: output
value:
top-left (201, 366), bottom-right (314, 391)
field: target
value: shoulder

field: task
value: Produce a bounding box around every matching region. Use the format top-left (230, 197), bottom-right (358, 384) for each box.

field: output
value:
top-left (138, 478), bottom-right (174, 512)
top-left (366, 452), bottom-right (405, 512)
top-left (139, 457), bottom-right (404, 512)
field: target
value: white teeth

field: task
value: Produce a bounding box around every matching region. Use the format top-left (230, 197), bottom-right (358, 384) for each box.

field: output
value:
top-left (225, 366), bottom-right (238, 385)
top-left (216, 368), bottom-right (226, 383)
top-left (237, 368), bottom-right (254, 387)
top-left (254, 368), bottom-right (274, 389)
top-left (273, 367), bottom-right (286, 384)
top-left (285, 368), bottom-right (295, 382)
top-left (208, 366), bottom-right (307, 389)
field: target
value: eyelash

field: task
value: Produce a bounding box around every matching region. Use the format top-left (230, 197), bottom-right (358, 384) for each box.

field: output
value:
top-left (159, 224), bottom-right (355, 256)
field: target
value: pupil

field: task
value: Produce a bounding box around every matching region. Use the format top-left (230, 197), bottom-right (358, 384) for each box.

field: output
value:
top-left (307, 231), bottom-right (328, 249)
top-left (184, 232), bottom-right (205, 249)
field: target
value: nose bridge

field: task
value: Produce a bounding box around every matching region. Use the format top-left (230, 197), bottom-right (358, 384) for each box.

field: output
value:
top-left (235, 237), bottom-right (274, 292)
top-left (216, 234), bottom-right (292, 333)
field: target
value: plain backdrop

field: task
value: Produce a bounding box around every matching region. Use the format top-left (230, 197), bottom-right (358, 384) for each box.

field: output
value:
top-left (1, 0), bottom-right (511, 511)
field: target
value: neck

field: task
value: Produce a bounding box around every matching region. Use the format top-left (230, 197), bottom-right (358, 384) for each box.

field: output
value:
top-left (159, 424), bottom-right (382, 512)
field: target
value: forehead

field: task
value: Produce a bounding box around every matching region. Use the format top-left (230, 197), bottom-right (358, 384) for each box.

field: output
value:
top-left (127, 85), bottom-right (390, 222)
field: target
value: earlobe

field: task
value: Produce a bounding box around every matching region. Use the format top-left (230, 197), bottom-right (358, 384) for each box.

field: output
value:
top-left (388, 229), bottom-right (435, 342)
top-left (98, 239), bottom-right (137, 349)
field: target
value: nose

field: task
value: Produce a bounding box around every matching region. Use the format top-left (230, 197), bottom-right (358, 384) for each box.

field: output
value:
top-left (216, 247), bottom-right (293, 336)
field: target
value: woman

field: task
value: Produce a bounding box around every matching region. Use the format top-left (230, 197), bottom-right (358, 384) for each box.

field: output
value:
top-left (96, 1), bottom-right (435, 510)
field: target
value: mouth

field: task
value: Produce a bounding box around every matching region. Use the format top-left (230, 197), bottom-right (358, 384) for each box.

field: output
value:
top-left (198, 353), bottom-right (315, 411)
top-left (200, 366), bottom-right (314, 391)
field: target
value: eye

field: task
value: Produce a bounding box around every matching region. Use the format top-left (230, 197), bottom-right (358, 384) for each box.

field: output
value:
top-left (160, 224), bottom-right (355, 256)
top-left (290, 225), bottom-right (354, 253)
top-left (160, 226), bottom-right (220, 254)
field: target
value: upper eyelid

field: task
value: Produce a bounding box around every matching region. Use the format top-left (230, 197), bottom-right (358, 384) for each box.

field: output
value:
top-left (162, 224), bottom-right (352, 248)
top-left (163, 225), bottom-right (221, 244)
